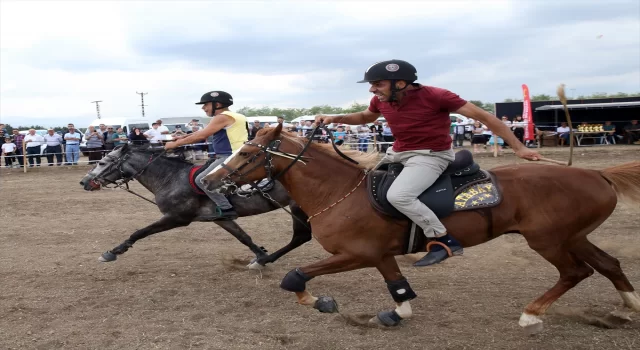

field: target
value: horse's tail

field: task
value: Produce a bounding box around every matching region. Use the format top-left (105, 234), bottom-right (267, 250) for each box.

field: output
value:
top-left (600, 161), bottom-right (640, 206)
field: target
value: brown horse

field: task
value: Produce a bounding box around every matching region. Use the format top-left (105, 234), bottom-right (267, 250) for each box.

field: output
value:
top-left (202, 123), bottom-right (640, 332)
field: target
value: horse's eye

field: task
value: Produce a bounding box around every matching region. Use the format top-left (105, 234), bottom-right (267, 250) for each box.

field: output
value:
top-left (239, 152), bottom-right (250, 157)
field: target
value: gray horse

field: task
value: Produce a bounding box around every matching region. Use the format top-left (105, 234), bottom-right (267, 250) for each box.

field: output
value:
top-left (79, 143), bottom-right (311, 268)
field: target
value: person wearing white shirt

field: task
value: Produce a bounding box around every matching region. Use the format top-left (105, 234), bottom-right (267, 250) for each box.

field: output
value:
top-left (24, 129), bottom-right (44, 167)
top-left (64, 124), bottom-right (82, 165)
top-left (269, 116), bottom-right (286, 127)
top-left (511, 115), bottom-right (527, 143)
top-left (557, 122), bottom-right (571, 146)
top-left (2, 137), bottom-right (18, 168)
top-left (43, 128), bottom-right (64, 166)
top-left (144, 123), bottom-right (164, 145)
top-left (156, 119), bottom-right (170, 136)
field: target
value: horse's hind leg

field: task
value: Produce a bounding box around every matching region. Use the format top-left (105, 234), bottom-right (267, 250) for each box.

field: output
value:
top-left (572, 239), bottom-right (640, 311)
top-left (519, 248), bottom-right (594, 334)
top-left (99, 215), bottom-right (192, 262)
top-left (251, 202), bottom-right (312, 268)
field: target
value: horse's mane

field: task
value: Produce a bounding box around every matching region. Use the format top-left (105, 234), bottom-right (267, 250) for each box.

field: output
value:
top-left (124, 144), bottom-right (196, 166)
top-left (256, 127), bottom-right (378, 170)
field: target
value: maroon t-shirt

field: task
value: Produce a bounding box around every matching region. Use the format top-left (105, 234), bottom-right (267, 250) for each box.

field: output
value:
top-left (368, 85), bottom-right (467, 152)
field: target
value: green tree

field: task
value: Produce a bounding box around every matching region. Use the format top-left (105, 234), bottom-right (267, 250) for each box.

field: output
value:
top-left (468, 100), bottom-right (484, 108)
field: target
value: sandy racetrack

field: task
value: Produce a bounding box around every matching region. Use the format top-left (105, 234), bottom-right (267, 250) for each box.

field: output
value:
top-left (1, 146), bottom-right (639, 349)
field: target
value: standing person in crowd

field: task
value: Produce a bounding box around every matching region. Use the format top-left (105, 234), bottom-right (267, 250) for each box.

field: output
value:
top-left (453, 118), bottom-right (467, 148)
top-left (129, 127), bottom-right (147, 145)
top-left (270, 116), bottom-right (285, 127)
top-left (357, 123), bottom-right (370, 152)
top-left (64, 124), bottom-right (82, 165)
top-left (156, 120), bottom-right (170, 135)
top-left (0, 123), bottom-right (7, 134)
top-left (84, 125), bottom-right (104, 164)
top-left (144, 122), bottom-right (164, 146)
top-left (11, 129), bottom-right (25, 168)
top-left (369, 120), bottom-right (384, 152)
top-left (43, 128), bottom-right (63, 166)
top-left (2, 136), bottom-right (17, 168)
top-left (24, 129), bottom-right (44, 167)
top-left (288, 121), bottom-right (299, 134)
top-left (248, 120), bottom-right (262, 140)
top-left (381, 122), bottom-right (394, 153)
top-left (113, 127), bottom-right (128, 147)
top-left (511, 115), bottom-right (526, 143)
top-left (164, 90), bottom-right (248, 221)
top-left (471, 121), bottom-right (486, 153)
top-left (97, 123), bottom-right (109, 157)
top-left (103, 126), bottom-right (117, 153)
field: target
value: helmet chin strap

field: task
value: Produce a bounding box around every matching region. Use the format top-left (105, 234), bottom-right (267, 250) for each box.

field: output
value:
top-left (210, 103), bottom-right (228, 116)
top-left (388, 80), bottom-right (410, 103)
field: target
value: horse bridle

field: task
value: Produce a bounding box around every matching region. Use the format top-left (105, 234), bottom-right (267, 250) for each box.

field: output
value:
top-left (90, 148), bottom-right (167, 205)
top-left (218, 139), bottom-right (311, 194)
top-left (217, 124), bottom-right (360, 223)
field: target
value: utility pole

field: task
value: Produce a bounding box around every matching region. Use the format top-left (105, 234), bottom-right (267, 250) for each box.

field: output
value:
top-left (91, 100), bottom-right (102, 119)
top-left (136, 91), bottom-right (148, 118)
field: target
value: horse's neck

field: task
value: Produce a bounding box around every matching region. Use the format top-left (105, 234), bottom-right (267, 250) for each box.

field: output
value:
top-left (133, 156), bottom-right (189, 194)
top-left (279, 148), bottom-right (365, 215)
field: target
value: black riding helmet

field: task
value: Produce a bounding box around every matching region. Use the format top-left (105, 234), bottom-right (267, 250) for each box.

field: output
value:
top-left (357, 59), bottom-right (418, 102)
top-left (195, 91), bottom-right (234, 108)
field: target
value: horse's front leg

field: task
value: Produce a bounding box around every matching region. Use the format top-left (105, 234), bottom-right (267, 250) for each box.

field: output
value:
top-left (250, 202), bottom-right (312, 269)
top-left (369, 255), bottom-right (417, 327)
top-left (280, 253), bottom-right (372, 314)
top-left (99, 215), bottom-right (192, 262)
top-left (213, 220), bottom-right (269, 264)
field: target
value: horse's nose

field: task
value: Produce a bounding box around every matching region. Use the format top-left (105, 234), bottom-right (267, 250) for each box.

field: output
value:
top-left (79, 180), bottom-right (85, 186)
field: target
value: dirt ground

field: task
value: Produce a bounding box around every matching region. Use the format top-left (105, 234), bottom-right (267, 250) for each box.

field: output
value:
top-left (1, 145), bottom-right (639, 350)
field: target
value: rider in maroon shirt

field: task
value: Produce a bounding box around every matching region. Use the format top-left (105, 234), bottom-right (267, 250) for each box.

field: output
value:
top-left (317, 59), bottom-right (541, 266)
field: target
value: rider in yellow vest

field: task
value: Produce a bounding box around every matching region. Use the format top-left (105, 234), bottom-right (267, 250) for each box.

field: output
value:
top-left (165, 91), bottom-right (248, 220)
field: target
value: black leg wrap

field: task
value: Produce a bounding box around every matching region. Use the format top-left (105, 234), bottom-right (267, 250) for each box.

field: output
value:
top-left (280, 268), bottom-right (313, 292)
top-left (386, 278), bottom-right (417, 303)
top-left (377, 310), bottom-right (403, 327)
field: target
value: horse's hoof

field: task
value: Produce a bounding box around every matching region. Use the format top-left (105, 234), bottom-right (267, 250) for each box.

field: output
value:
top-left (313, 296), bottom-right (339, 313)
top-left (370, 310), bottom-right (402, 327)
top-left (246, 258), bottom-right (265, 270)
top-left (519, 313), bottom-right (543, 335)
top-left (98, 251), bottom-right (117, 262)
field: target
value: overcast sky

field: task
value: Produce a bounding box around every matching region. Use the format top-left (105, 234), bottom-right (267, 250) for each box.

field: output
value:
top-left (1, 0), bottom-right (639, 127)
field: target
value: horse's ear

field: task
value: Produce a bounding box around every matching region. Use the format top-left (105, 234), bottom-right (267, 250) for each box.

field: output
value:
top-left (120, 143), bottom-right (128, 153)
top-left (273, 122), bottom-right (283, 138)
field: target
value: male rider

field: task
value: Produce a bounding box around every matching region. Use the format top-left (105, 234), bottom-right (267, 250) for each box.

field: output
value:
top-left (165, 91), bottom-right (248, 221)
top-left (316, 59), bottom-right (541, 266)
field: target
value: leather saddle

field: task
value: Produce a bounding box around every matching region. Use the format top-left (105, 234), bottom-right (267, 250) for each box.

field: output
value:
top-left (367, 149), bottom-right (502, 221)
